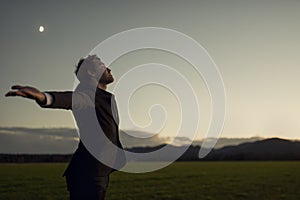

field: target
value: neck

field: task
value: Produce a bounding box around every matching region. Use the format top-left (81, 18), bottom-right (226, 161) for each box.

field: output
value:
top-left (97, 83), bottom-right (107, 90)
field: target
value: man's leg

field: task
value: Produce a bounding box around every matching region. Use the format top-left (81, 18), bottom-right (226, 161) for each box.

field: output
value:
top-left (66, 175), bottom-right (109, 200)
top-left (69, 189), bottom-right (106, 200)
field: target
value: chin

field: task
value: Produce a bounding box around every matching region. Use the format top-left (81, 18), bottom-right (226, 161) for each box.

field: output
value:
top-left (106, 77), bottom-right (114, 84)
top-left (108, 79), bottom-right (114, 84)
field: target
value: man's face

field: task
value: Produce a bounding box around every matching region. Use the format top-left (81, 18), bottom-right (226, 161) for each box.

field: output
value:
top-left (98, 62), bottom-right (114, 84)
top-left (86, 55), bottom-right (114, 85)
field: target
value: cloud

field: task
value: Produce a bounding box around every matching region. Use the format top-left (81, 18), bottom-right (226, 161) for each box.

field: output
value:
top-left (120, 130), bottom-right (170, 148)
top-left (0, 127), bottom-right (170, 154)
top-left (0, 127), bottom-right (77, 138)
top-left (0, 127), bottom-right (78, 154)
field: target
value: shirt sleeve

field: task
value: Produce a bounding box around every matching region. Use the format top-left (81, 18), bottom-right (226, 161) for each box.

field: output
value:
top-left (44, 92), bottom-right (54, 106)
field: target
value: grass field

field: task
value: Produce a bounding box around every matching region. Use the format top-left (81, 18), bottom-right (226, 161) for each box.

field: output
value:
top-left (0, 162), bottom-right (299, 200)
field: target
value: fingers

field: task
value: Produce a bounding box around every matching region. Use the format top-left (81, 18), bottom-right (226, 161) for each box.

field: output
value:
top-left (5, 91), bottom-right (27, 97)
top-left (14, 91), bottom-right (27, 97)
top-left (5, 91), bottom-right (17, 97)
top-left (11, 85), bottom-right (25, 90)
top-left (5, 85), bottom-right (28, 97)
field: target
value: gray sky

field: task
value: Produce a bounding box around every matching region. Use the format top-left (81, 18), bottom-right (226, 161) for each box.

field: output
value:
top-left (1, 0), bottom-right (300, 141)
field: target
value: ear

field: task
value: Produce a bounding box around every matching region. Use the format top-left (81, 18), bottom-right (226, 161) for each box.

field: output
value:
top-left (87, 69), bottom-right (96, 77)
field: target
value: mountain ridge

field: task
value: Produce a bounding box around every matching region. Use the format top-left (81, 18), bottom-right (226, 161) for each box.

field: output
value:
top-left (2, 137), bottom-right (300, 162)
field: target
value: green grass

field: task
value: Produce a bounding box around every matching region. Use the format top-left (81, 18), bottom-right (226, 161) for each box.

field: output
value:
top-left (0, 162), bottom-right (300, 200)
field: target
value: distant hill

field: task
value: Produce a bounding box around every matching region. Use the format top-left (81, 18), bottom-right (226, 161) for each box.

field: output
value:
top-left (126, 138), bottom-right (300, 161)
top-left (1, 138), bottom-right (300, 162)
top-left (205, 138), bottom-right (300, 160)
top-left (193, 137), bottom-right (263, 149)
top-left (0, 154), bottom-right (72, 163)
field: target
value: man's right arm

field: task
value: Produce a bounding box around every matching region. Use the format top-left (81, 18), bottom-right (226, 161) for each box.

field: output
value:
top-left (42, 91), bottom-right (73, 110)
top-left (6, 85), bottom-right (92, 110)
top-left (5, 85), bottom-right (73, 110)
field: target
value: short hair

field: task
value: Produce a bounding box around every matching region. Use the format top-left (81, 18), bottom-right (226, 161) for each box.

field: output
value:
top-left (74, 58), bottom-right (85, 76)
top-left (74, 55), bottom-right (102, 81)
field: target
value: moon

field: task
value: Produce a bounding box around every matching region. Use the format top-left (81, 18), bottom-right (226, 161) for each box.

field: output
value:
top-left (38, 26), bottom-right (45, 32)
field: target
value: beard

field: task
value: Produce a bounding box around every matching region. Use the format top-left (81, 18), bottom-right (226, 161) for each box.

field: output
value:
top-left (99, 74), bottom-right (114, 85)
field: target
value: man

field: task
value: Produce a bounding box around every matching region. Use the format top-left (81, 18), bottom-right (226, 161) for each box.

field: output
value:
top-left (5, 55), bottom-right (125, 200)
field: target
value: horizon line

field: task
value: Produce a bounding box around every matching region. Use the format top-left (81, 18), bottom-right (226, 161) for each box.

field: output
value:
top-left (0, 126), bottom-right (299, 140)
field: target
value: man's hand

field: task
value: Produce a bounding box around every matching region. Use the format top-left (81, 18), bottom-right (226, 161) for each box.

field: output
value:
top-left (5, 85), bottom-right (46, 105)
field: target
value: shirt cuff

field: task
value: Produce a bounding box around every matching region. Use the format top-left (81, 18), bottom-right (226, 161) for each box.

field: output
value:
top-left (44, 92), bottom-right (53, 106)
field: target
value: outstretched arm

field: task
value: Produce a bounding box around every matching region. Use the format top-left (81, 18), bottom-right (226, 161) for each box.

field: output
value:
top-left (5, 84), bottom-right (93, 111)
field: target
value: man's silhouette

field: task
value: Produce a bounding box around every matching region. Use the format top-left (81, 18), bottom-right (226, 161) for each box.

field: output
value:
top-left (6, 55), bottom-right (125, 200)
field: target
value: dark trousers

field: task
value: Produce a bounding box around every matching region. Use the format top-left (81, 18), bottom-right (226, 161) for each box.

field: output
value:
top-left (66, 175), bottom-right (109, 200)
